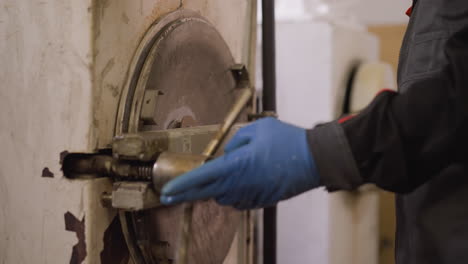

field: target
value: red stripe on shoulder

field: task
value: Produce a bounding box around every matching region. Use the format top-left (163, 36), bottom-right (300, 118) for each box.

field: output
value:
top-left (338, 115), bottom-right (356, 124)
top-left (377, 88), bottom-right (397, 96)
top-left (339, 89), bottom-right (397, 124)
top-left (406, 6), bottom-right (413, 17)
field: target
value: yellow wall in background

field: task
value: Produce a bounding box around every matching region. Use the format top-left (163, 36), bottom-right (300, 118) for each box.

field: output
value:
top-left (368, 25), bottom-right (407, 77)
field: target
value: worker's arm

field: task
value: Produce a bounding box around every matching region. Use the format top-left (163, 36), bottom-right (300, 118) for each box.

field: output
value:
top-left (161, 27), bottom-right (468, 208)
top-left (311, 26), bottom-right (468, 194)
top-left (161, 25), bottom-right (468, 209)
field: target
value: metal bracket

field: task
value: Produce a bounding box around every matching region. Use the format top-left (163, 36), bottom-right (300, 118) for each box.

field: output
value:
top-left (112, 124), bottom-right (231, 162)
top-left (140, 90), bottom-right (164, 125)
top-left (64, 124), bottom-right (244, 211)
top-left (108, 182), bottom-right (160, 211)
top-left (231, 64), bottom-right (250, 89)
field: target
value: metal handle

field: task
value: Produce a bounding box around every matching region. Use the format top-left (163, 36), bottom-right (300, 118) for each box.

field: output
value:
top-left (176, 88), bottom-right (253, 264)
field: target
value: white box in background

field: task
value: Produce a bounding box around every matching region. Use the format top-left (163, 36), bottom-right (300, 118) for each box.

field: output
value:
top-left (274, 21), bottom-right (379, 264)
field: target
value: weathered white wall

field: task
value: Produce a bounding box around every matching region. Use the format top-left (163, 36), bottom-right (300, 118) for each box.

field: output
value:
top-left (0, 1), bottom-right (94, 263)
top-left (0, 0), bottom-right (255, 263)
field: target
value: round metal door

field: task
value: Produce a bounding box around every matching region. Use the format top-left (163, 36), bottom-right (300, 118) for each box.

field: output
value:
top-left (115, 10), bottom-right (248, 264)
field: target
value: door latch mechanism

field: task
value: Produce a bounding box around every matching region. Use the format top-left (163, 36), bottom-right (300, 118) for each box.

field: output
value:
top-left (62, 64), bottom-right (258, 264)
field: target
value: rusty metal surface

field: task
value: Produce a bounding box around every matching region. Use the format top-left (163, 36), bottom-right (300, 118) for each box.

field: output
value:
top-left (116, 10), bottom-right (248, 264)
top-left (112, 124), bottom-right (244, 162)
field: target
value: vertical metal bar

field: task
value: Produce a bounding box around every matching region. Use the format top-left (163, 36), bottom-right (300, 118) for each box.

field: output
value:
top-left (262, 0), bottom-right (277, 111)
top-left (246, 0), bottom-right (259, 112)
top-left (261, 1), bottom-right (277, 264)
top-left (263, 207), bottom-right (277, 264)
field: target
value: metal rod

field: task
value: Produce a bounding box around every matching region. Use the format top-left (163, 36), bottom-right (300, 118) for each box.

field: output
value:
top-left (203, 88), bottom-right (253, 156)
top-left (261, 0), bottom-right (277, 263)
top-left (176, 88), bottom-right (253, 264)
top-left (62, 154), bottom-right (153, 181)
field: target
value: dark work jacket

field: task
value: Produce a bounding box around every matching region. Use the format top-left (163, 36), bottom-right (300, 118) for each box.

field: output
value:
top-left (307, 0), bottom-right (468, 263)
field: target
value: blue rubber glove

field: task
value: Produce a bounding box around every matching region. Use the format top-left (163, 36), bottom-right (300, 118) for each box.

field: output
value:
top-left (160, 117), bottom-right (320, 210)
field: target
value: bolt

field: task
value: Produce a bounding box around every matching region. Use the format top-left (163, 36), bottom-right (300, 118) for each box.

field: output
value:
top-left (101, 192), bottom-right (112, 208)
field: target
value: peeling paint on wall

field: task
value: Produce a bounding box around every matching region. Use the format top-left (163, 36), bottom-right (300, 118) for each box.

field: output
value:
top-left (100, 216), bottom-right (129, 264)
top-left (60, 151), bottom-right (70, 164)
top-left (64, 212), bottom-right (87, 264)
top-left (41, 167), bottom-right (54, 178)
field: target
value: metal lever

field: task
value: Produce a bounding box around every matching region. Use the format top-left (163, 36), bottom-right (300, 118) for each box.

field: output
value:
top-left (176, 87), bottom-right (253, 264)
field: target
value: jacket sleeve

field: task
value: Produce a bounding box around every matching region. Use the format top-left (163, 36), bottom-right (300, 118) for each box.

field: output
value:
top-left (307, 27), bottom-right (468, 194)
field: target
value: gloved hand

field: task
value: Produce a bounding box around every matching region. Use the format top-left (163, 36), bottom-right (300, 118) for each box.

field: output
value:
top-left (160, 117), bottom-right (320, 210)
